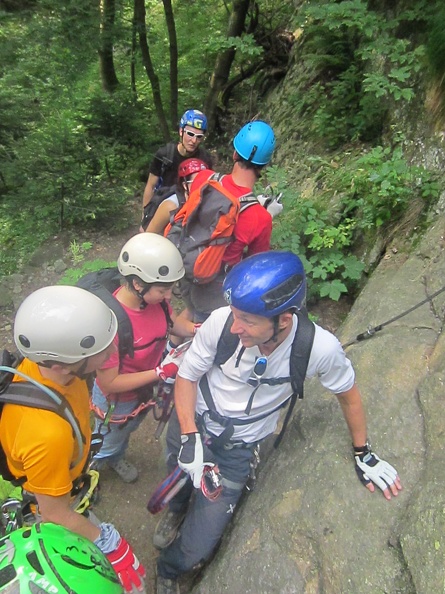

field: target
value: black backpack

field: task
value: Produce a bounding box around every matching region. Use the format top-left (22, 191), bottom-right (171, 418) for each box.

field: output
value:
top-left (76, 267), bottom-right (173, 362)
top-left (140, 184), bottom-right (182, 232)
top-left (141, 142), bottom-right (177, 231)
top-left (199, 311), bottom-right (315, 448)
top-left (0, 350), bottom-right (86, 485)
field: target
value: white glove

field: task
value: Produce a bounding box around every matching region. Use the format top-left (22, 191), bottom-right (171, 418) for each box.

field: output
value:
top-left (355, 449), bottom-right (398, 493)
top-left (161, 340), bottom-right (192, 368)
top-left (178, 433), bottom-right (214, 489)
top-left (257, 190), bottom-right (284, 218)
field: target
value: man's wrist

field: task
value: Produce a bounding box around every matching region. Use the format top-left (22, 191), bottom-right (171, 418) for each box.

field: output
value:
top-left (353, 441), bottom-right (371, 455)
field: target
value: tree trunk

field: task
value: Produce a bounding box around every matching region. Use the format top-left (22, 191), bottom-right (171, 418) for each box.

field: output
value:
top-left (130, 3), bottom-right (137, 97)
top-left (99, 0), bottom-right (119, 92)
top-left (134, 0), bottom-right (170, 141)
top-left (204, 0), bottom-right (251, 134)
top-left (162, 0), bottom-right (178, 130)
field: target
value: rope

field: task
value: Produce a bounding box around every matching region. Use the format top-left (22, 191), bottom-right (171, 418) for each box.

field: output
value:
top-left (342, 284), bottom-right (445, 348)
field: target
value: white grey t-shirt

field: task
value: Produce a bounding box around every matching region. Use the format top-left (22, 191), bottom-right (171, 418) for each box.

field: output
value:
top-left (178, 306), bottom-right (355, 443)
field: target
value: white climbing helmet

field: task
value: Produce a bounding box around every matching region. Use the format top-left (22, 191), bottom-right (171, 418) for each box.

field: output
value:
top-left (118, 233), bottom-right (185, 284)
top-left (14, 285), bottom-right (118, 364)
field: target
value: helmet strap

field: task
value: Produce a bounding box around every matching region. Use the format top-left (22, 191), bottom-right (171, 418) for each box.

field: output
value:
top-left (73, 357), bottom-right (90, 380)
top-left (129, 278), bottom-right (149, 309)
top-left (263, 316), bottom-right (281, 345)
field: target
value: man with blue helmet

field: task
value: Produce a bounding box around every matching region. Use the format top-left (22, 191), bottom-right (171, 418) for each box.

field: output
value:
top-left (154, 251), bottom-right (402, 594)
top-left (141, 109), bottom-right (213, 229)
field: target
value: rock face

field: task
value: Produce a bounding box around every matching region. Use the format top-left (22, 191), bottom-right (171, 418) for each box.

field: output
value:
top-left (192, 219), bottom-right (445, 593)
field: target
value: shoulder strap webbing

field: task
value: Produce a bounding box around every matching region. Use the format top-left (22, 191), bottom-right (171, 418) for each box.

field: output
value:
top-left (274, 312), bottom-right (315, 448)
top-left (85, 282), bottom-right (134, 360)
top-left (0, 379), bottom-right (86, 475)
top-left (160, 299), bottom-right (174, 330)
top-left (159, 142), bottom-right (176, 177)
top-left (200, 310), bottom-right (315, 447)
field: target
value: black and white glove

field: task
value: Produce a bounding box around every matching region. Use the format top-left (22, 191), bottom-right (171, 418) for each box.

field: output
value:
top-left (257, 186), bottom-right (284, 219)
top-left (354, 444), bottom-right (398, 493)
top-left (178, 432), bottom-right (215, 489)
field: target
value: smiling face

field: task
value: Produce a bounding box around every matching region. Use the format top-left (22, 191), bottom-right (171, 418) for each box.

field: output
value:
top-left (229, 306), bottom-right (275, 349)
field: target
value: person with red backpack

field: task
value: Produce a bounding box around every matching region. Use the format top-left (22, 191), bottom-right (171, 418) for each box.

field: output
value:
top-left (145, 158), bottom-right (209, 235)
top-left (166, 120), bottom-right (277, 324)
top-left (140, 110), bottom-right (213, 231)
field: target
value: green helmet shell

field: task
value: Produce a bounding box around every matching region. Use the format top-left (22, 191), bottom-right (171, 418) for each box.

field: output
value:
top-left (0, 523), bottom-right (123, 594)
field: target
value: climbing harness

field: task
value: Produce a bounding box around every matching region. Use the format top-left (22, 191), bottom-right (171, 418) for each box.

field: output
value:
top-left (342, 283), bottom-right (445, 349)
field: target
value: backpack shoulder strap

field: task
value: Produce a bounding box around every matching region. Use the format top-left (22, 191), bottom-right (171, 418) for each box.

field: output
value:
top-left (214, 311), bottom-right (240, 367)
top-left (158, 142), bottom-right (176, 175)
top-left (166, 141), bottom-right (176, 164)
top-left (0, 372), bottom-right (86, 476)
top-left (274, 311), bottom-right (315, 448)
top-left (82, 282), bottom-right (134, 360)
top-left (160, 299), bottom-right (174, 330)
top-left (239, 193), bottom-right (259, 212)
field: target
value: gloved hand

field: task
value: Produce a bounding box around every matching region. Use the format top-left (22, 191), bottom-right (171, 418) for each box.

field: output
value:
top-left (178, 432), bottom-right (215, 489)
top-left (257, 189), bottom-right (284, 218)
top-left (106, 536), bottom-right (146, 593)
top-left (354, 446), bottom-right (398, 494)
top-left (155, 362), bottom-right (178, 381)
top-left (266, 198), bottom-right (284, 218)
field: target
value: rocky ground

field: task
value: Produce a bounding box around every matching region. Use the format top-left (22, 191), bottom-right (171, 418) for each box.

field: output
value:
top-left (0, 205), bottom-right (352, 593)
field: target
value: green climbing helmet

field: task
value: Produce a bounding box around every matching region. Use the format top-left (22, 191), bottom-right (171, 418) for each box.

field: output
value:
top-left (0, 523), bottom-right (123, 593)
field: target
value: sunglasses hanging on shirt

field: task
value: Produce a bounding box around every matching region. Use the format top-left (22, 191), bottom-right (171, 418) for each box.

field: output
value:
top-left (245, 356), bottom-right (268, 415)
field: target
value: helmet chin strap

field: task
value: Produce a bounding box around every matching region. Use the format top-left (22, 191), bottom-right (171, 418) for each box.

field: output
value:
top-left (130, 282), bottom-right (149, 309)
top-left (73, 357), bottom-right (90, 380)
top-left (263, 316), bottom-right (281, 345)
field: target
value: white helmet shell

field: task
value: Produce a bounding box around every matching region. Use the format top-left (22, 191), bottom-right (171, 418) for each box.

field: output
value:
top-left (14, 286), bottom-right (118, 364)
top-left (118, 233), bottom-right (185, 284)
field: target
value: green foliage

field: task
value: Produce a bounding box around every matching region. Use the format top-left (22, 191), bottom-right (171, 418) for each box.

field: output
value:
top-left (58, 259), bottom-right (115, 286)
top-left (261, 167), bottom-right (365, 302)
top-left (68, 240), bottom-right (92, 266)
top-left (316, 144), bottom-right (441, 229)
top-left (207, 33), bottom-right (264, 58)
top-left (292, 0), bottom-right (434, 148)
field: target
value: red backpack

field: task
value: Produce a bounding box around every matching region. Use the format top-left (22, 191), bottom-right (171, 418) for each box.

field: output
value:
top-left (164, 173), bottom-right (258, 284)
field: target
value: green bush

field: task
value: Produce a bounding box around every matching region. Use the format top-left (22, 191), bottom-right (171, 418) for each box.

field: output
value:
top-left (261, 166), bottom-right (365, 302)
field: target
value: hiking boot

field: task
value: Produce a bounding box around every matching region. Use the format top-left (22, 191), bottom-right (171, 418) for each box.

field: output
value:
top-left (153, 509), bottom-right (186, 549)
top-left (156, 575), bottom-right (179, 594)
top-left (107, 458), bottom-right (138, 483)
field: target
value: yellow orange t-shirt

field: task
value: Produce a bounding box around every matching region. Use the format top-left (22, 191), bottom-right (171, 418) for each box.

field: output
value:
top-left (0, 359), bottom-right (91, 496)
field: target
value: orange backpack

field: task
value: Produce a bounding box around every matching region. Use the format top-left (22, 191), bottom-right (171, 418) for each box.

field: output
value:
top-left (165, 173), bottom-right (258, 284)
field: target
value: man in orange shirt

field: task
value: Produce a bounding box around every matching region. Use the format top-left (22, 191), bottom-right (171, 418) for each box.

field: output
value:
top-left (0, 286), bottom-right (147, 593)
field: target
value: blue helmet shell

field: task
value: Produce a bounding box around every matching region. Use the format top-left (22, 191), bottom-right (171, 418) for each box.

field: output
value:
top-left (223, 252), bottom-right (306, 317)
top-left (179, 109), bottom-right (208, 132)
top-left (233, 121), bottom-right (276, 165)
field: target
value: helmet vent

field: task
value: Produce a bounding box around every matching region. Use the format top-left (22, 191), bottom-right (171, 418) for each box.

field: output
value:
top-left (80, 336), bottom-right (96, 349)
top-left (262, 274), bottom-right (304, 310)
top-left (18, 335), bottom-right (31, 348)
top-left (248, 145), bottom-right (258, 161)
top-left (121, 251), bottom-right (129, 263)
top-left (158, 265), bottom-right (169, 277)
top-left (26, 551), bottom-right (44, 575)
top-left (0, 564), bottom-right (17, 587)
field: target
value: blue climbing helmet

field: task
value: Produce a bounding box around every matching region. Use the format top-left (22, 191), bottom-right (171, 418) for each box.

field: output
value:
top-left (223, 251), bottom-right (306, 317)
top-left (233, 120), bottom-right (276, 165)
top-left (179, 109), bottom-right (208, 132)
